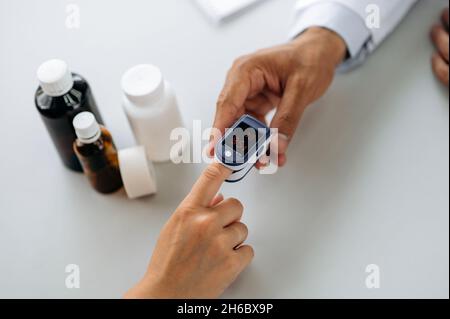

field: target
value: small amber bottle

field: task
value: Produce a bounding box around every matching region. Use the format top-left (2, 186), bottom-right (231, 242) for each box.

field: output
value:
top-left (73, 112), bottom-right (123, 194)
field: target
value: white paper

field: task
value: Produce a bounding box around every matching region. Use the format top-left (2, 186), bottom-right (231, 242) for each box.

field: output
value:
top-left (194, 0), bottom-right (267, 23)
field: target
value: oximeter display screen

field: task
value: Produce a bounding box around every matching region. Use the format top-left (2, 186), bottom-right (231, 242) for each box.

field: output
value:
top-left (224, 122), bottom-right (258, 157)
top-left (216, 115), bottom-right (272, 181)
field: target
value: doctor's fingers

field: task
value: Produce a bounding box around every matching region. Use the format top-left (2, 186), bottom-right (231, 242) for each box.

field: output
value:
top-left (213, 59), bottom-right (268, 135)
top-left (244, 90), bottom-right (281, 118)
top-left (269, 77), bottom-right (306, 157)
top-left (244, 95), bottom-right (275, 116)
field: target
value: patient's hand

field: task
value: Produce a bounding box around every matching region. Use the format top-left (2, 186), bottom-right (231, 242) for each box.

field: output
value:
top-left (431, 8), bottom-right (449, 87)
top-left (124, 163), bottom-right (253, 299)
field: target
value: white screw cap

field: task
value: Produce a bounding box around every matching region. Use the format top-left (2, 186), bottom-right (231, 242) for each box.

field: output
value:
top-left (37, 59), bottom-right (74, 97)
top-left (73, 112), bottom-right (101, 143)
top-left (121, 64), bottom-right (165, 106)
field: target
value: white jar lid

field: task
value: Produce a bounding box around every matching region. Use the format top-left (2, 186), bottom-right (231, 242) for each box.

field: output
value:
top-left (121, 64), bottom-right (165, 106)
top-left (118, 146), bottom-right (157, 199)
top-left (37, 59), bottom-right (74, 97)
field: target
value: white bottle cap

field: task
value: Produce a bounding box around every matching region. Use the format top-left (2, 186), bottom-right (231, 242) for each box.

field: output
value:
top-left (118, 146), bottom-right (158, 199)
top-left (121, 64), bottom-right (165, 106)
top-left (37, 59), bottom-right (74, 97)
top-left (73, 112), bottom-right (101, 143)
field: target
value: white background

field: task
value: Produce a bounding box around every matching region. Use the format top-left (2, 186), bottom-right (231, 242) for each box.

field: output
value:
top-left (0, 0), bottom-right (448, 298)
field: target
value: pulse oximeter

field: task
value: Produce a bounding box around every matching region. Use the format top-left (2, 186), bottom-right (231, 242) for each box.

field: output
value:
top-left (215, 115), bottom-right (273, 183)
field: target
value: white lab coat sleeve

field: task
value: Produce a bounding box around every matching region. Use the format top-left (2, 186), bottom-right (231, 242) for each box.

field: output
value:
top-left (290, 0), bottom-right (417, 72)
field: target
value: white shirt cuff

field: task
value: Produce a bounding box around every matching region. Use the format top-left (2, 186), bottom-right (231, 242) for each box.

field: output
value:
top-left (290, 2), bottom-right (372, 71)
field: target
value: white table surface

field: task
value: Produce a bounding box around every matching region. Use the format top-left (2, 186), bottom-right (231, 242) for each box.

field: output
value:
top-left (0, 0), bottom-right (448, 299)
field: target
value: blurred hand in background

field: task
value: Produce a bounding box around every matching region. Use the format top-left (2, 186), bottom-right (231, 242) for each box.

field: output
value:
top-left (431, 8), bottom-right (449, 87)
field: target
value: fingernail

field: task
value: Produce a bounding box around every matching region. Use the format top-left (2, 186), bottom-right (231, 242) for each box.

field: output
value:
top-left (278, 134), bottom-right (290, 154)
top-left (259, 154), bottom-right (270, 166)
top-left (207, 141), bottom-right (215, 158)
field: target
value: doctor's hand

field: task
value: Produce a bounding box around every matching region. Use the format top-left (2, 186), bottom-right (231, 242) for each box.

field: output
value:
top-left (211, 27), bottom-right (346, 167)
top-left (124, 163), bottom-right (253, 299)
top-left (431, 8), bottom-right (449, 87)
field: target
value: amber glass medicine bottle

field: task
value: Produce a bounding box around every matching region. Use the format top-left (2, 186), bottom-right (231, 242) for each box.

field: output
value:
top-left (73, 112), bottom-right (123, 194)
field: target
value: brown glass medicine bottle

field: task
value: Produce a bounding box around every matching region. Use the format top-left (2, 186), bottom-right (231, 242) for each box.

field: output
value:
top-left (73, 112), bottom-right (123, 194)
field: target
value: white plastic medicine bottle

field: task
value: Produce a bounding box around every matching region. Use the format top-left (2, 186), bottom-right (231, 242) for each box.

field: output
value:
top-left (121, 65), bottom-right (186, 162)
